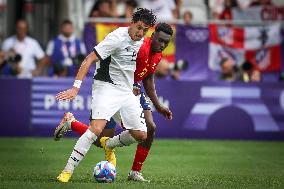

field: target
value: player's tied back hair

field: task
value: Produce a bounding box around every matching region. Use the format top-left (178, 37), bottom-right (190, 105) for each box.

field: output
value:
top-left (132, 8), bottom-right (156, 27)
top-left (155, 23), bottom-right (173, 36)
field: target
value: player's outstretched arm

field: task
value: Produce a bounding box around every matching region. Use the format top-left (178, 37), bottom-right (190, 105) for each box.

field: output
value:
top-left (143, 73), bottom-right (173, 120)
top-left (56, 52), bottom-right (99, 100)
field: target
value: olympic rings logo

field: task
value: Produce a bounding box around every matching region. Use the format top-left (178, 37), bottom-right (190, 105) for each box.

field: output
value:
top-left (185, 29), bottom-right (209, 43)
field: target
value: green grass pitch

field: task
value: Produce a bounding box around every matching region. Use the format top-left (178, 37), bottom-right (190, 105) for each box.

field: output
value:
top-left (0, 138), bottom-right (283, 189)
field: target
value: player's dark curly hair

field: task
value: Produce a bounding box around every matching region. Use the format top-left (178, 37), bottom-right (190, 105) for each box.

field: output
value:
top-left (131, 8), bottom-right (156, 27)
top-left (155, 23), bottom-right (173, 36)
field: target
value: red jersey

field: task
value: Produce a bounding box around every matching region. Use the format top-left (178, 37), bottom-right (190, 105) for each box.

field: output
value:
top-left (134, 37), bottom-right (162, 83)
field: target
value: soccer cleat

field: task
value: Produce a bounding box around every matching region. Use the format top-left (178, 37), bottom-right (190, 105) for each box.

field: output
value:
top-left (54, 112), bottom-right (75, 141)
top-left (100, 137), bottom-right (116, 167)
top-left (57, 170), bottom-right (72, 183)
top-left (128, 170), bottom-right (150, 182)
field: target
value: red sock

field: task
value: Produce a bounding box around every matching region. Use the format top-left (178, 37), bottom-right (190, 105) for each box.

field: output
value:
top-left (71, 121), bottom-right (89, 136)
top-left (131, 144), bottom-right (150, 172)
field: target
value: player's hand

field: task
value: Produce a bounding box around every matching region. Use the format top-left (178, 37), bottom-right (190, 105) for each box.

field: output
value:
top-left (132, 87), bottom-right (141, 96)
top-left (56, 87), bottom-right (79, 100)
top-left (132, 83), bottom-right (141, 96)
top-left (156, 105), bottom-right (173, 120)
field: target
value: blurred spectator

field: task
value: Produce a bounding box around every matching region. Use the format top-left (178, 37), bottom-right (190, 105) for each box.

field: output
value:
top-left (155, 58), bottom-right (189, 80)
top-left (84, 0), bottom-right (114, 53)
top-left (239, 60), bottom-right (261, 82)
top-left (139, 0), bottom-right (179, 20)
top-left (250, 0), bottom-right (273, 7)
top-left (219, 0), bottom-right (239, 20)
top-left (181, 1), bottom-right (207, 22)
top-left (183, 10), bottom-right (193, 25)
top-left (89, 0), bottom-right (115, 17)
top-left (219, 58), bottom-right (262, 82)
top-left (237, 0), bottom-right (252, 9)
top-left (170, 59), bottom-right (189, 80)
top-left (155, 58), bottom-right (170, 78)
top-left (1, 19), bottom-right (47, 78)
top-left (208, 0), bottom-right (226, 19)
top-left (120, 0), bottom-right (138, 19)
top-left (46, 20), bottom-right (86, 77)
top-left (175, 0), bottom-right (182, 19)
top-left (0, 49), bottom-right (22, 76)
top-left (219, 57), bottom-right (240, 81)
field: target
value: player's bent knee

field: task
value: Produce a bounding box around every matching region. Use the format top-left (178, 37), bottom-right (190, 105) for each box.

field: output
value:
top-left (133, 132), bottom-right (147, 142)
top-left (91, 127), bottom-right (103, 136)
top-left (138, 132), bottom-right (148, 141)
top-left (90, 119), bottom-right (107, 135)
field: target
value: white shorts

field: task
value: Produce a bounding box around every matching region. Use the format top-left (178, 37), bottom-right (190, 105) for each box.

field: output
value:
top-left (91, 80), bottom-right (147, 132)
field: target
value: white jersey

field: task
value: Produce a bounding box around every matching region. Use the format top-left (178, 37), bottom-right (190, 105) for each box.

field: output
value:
top-left (93, 27), bottom-right (143, 90)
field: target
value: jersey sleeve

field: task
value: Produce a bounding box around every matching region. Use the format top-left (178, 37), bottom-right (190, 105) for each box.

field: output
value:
top-left (93, 31), bottom-right (120, 60)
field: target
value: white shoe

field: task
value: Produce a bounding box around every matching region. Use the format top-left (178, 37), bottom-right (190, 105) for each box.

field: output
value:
top-left (54, 112), bottom-right (75, 141)
top-left (128, 171), bottom-right (150, 182)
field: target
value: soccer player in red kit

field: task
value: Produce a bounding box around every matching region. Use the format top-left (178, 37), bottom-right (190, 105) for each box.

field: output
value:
top-left (54, 23), bottom-right (173, 182)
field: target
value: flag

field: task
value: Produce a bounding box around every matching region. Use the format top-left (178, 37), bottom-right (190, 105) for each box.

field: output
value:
top-left (209, 23), bottom-right (282, 72)
top-left (95, 23), bottom-right (127, 43)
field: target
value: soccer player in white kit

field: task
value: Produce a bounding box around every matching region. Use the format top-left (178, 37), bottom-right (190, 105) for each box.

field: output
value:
top-left (55, 8), bottom-right (157, 183)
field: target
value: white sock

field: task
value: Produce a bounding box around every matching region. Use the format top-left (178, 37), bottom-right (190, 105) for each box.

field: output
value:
top-left (106, 130), bottom-right (137, 149)
top-left (64, 129), bottom-right (97, 173)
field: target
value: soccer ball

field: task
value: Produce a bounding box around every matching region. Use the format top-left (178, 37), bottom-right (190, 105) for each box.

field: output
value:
top-left (93, 161), bottom-right (116, 183)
